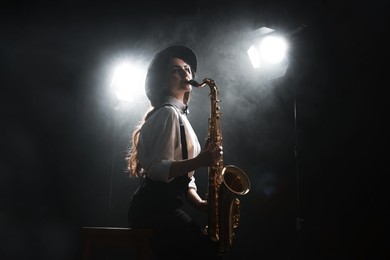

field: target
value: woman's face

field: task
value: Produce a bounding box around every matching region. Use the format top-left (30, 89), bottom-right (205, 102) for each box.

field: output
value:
top-left (166, 57), bottom-right (193, 100)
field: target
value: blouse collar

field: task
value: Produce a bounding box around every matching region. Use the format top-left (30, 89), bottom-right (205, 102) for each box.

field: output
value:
top-left (159, 96), bottom-right (189, 115)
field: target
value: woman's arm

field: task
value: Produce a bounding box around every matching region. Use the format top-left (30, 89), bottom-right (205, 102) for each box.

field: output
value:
top-left (187, 187), bottom-right (207, 211)
top-left (168, 142), bottom-right (222, 179)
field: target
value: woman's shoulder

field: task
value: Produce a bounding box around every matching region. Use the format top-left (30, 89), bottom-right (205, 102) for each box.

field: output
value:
top-left (156, 104), bottom-right (179, 116)
top-left (145, 105), bottom-right (180, 125)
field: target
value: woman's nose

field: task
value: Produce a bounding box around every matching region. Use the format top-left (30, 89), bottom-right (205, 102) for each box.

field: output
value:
top-left (179, 68), bottom-right (190, 79)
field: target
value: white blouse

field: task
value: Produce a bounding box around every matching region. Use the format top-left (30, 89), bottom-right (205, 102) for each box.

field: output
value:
top-left (137, 96), bottom-right (201, 190)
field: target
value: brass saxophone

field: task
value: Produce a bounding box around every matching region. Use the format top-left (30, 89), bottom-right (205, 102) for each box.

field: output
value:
top-left (189, 78), bottom-right (251, 253)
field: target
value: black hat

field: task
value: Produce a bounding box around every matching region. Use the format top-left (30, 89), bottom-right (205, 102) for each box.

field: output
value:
top-left (148, 45), bottom-right (197, 73)
top-left (145, 45), bottom-right (197, 105)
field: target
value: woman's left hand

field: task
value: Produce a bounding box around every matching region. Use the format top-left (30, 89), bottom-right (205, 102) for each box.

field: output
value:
top-left (197, 199), bottom-right (208, 213)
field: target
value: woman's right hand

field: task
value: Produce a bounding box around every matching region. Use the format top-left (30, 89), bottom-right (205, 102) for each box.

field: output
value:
top-left (169, 139), bottom-right (223, 179)
top-left (197, 141), bottom-right (223, 167)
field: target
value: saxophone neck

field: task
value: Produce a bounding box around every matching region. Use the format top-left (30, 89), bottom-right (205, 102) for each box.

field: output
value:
top-left (188, 78), bottom-right (217, 90)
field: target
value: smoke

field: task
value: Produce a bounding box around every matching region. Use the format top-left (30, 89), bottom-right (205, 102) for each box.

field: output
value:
top-left (91, 6), bottom-right (298, 178)
top-left (1, 4), bottom-right (300, 255)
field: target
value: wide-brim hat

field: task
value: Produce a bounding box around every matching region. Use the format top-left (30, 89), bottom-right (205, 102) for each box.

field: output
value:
top-left (145, 45), bottom-right (197, 105)
top-left (148, 45), bottom-right (197, 73)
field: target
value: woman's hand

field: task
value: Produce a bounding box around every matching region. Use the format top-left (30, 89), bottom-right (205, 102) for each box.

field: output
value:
top-left (197, 140), bottom-right (223, 167)
top-left (196, 199), bottom-right (208, 213)
top-left (187, 188), bottom-right (208, 213)
top-left (169, 139), bottom-right (222, 179)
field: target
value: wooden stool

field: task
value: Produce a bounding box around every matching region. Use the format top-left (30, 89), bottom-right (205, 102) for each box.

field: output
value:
top-left (81, 227), bottom-right (153, 260)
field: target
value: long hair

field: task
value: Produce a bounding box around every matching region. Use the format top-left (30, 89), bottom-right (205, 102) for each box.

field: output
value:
top-left (127, 107), bottom-right (155, 177)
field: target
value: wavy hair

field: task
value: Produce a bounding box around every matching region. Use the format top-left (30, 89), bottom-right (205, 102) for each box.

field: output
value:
top-left (127, 107), bottom-right (155, 177)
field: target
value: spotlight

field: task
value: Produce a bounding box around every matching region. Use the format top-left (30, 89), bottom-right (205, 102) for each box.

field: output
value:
top-left (247, 27), bottom-right (289, 79)
top-left (110, 62), bottom-right (146, 102)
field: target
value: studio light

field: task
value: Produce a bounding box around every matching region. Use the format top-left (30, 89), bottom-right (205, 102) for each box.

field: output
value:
top-left (110, 62), bottom-right (146, 102)
top-left (247, 27), bottom-right (289, 79)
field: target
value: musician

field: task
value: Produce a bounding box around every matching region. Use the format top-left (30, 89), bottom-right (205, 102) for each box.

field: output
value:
top-left (127, 45), bottom-right (223, 259)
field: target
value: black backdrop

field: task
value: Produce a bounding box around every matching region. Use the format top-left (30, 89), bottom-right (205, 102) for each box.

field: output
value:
top-left (1, 0), bottom-right (388, 259)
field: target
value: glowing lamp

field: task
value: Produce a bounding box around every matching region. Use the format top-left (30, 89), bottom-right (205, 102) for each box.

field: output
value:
top-left (247, 27), bottom-right (289, 79)
top-left (110, 62), bottom-right (146, 102)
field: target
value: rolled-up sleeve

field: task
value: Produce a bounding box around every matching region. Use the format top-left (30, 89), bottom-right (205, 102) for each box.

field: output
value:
top-left (138, 107), bottom-right (181, 183)
top-left (188, 176), bottom-right (197, 190)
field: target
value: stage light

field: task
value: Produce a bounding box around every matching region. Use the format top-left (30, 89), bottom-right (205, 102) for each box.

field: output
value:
top-left (258, 35), bottom-right (287, 64)
top-left (110, 62), bottom-right (146, 102)
top-left (247, 27), bottom-right (289, 79)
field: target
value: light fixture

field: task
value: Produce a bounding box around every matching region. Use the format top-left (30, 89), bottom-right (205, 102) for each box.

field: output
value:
top-left (110, 62), bottom-right (146, 102)
top-left (247, 27), bottom-right (289, 79)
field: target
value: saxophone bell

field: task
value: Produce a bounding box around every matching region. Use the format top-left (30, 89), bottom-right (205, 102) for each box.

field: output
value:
top-left (222, 165), bottom-right (251, 196)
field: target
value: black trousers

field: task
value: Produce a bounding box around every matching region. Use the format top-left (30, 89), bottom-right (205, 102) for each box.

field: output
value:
top-left (128, 184), bottom-right (223, 259)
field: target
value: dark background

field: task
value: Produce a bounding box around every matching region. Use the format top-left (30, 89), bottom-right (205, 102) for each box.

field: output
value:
top-left (1, 0), bottom-right (388, 259)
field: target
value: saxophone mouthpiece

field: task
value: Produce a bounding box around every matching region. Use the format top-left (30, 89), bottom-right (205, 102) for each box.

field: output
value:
top-left (188, 79), bottom-right (208, 88)
top-left (187, 80), bottom-right (199, 87)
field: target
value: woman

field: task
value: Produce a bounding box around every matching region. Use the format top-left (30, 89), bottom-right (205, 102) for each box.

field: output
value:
top-left (127, 45), bottom-right (223, 259)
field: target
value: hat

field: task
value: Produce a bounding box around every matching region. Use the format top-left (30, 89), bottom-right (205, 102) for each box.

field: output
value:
top-left (148, 45), bottom-right (197, 73)
top-left (145, 45), bottom-right (197, 105)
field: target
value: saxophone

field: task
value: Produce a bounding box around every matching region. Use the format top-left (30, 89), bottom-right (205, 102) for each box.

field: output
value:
top-left (189, 78), bottom-right (251, 253)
